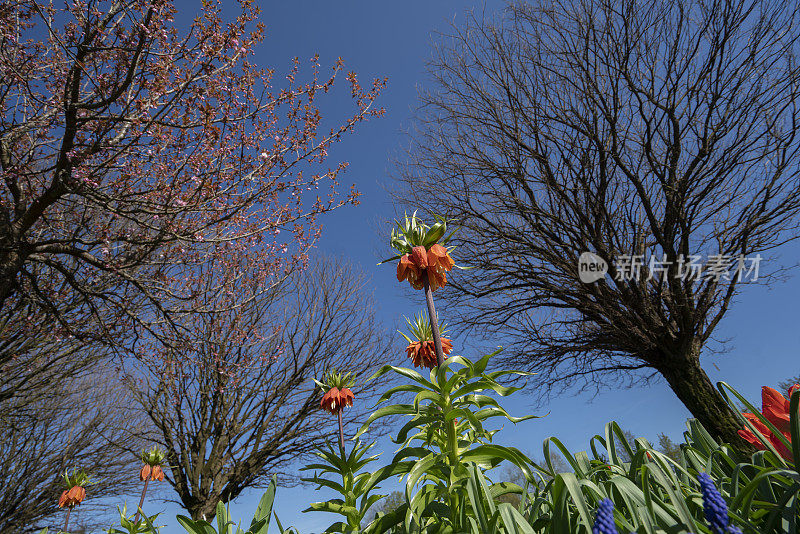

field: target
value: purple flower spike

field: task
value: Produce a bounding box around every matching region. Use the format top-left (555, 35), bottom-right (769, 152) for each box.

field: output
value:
top-left (698, 472), bottom-right (741, 534)
top-left (593, 498), bottom-right (619, 534)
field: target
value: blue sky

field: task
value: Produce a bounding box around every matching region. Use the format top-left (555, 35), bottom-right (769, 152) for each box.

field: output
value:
top-left (134, 2), bottom-right (800, 532)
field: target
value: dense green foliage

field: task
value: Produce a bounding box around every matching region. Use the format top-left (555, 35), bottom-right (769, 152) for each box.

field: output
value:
top-left (38, 355), bottom-right (796, 534)
top-left (296, 354), bottom-right (800, 533)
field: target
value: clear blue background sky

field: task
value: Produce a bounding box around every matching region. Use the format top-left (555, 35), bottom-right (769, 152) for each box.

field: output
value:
top-left (130, 2), bottom-right (800, 533)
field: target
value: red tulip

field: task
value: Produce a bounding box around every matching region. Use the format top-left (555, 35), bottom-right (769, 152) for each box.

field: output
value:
top-left (738, 384), bottom-right (798, 461)
top-left (762, 385), bottom-right (793, 432)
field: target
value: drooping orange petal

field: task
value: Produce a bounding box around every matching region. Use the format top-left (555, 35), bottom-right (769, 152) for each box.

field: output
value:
top-left (321, 387), bottom-right (341, 413)
top-left (59, 486), bottom-right (86, 507)
top-left (420, 341), bottom-right (437, 368)
top-left (428, 244), bottom-right (455, 271)
top-left (427, 267), bottom-right (448, 291)
top-left (441, 337), bottom-right (453, 355)
top-left (140, 464), bottom-right (151, 481)
top-left (398, 254), bottom-right (425, 290)
top-left (397, 255), bottom-right (413, 282)
top-left (339, 388), bottom-right (354, 407)
top-left (411, 246), bottom-right (429, 268)
top-left (152, 465), bottom-right (165, 481)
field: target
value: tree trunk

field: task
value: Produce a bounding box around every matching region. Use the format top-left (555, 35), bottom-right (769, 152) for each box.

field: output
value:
top-left (188, 498), bottom-right (218, 522)
top-left (658, 356), bottom-right (754, 456)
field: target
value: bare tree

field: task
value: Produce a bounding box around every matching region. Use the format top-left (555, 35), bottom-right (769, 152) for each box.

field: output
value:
top-left (128, 256), bottom-right (390, 521)
top-left (396, 0), bottom-right (800, 450)
top-left (0, 352), bottom-right (146, 533)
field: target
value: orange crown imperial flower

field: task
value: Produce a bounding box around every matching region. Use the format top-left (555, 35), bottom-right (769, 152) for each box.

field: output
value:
top-left (380, 212), bottom-right (459, 291)
top-left (58, 468), bottom-right (90, 508)
top-left (400, 310), bottom-right (454, 369)
top-left (140, 445), bottom-right (167, 481)
top-left (314, 369), bottom-right (355, 415)
top-left (738, 384), bottom-right (799, 460)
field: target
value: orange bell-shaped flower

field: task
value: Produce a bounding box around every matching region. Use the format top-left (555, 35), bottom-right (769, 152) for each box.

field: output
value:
top-left (320, 386), bottom-right (355, 414)
top-left (151, 465), bottom-right (165, 481)
top-left (386, 213), bottom-right (457, 291)
top-left (400, 310), bottom-right (454, 369)
top-left (397, 254), bottom-right (424, 290)
top-left (405, 337), bottom-right (453, 369)
top-left (58, 485), bottom-right (86, 508)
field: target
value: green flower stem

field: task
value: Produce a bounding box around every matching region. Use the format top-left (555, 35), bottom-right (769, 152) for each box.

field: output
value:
top-left (422, 271), bottom-right (445, 368)
top-left (444, 402), bottom-right (460, 528)
top-left (133, 477), bottom-right (150, 524)
top-left (447, 417), bottom-right (458, 466)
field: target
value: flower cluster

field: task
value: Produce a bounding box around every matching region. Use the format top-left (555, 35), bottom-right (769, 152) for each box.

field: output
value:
top-left (58, 469), bottom-right (89, 508)
top-left (383, 212), bottom-right (457, 291)
top-left (316, 370), bottom-right (356, 415)
top-left (58, 485), bottom-right (86, 509)
top-left (140, 445), bottom-right (167, 481)
top-left (738, 384), bottom-right (798, 460)
top-left (592, 499), bottom-right (619, 534)
top-left (400, 310), bottom-right (454, 369)
top-left (397, 244), bottom-right (455, 291)
top-left (698, 472), bottom-right (742, 534)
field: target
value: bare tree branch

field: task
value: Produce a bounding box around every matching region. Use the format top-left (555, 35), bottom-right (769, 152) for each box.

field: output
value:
top-left (394, 0), bottom-right (800, 450)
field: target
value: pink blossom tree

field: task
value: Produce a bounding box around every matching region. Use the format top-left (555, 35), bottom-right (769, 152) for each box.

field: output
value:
top-left (0, 1), bottom-right (385, 356)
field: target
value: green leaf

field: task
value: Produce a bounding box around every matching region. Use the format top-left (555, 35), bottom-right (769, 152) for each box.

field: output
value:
top-left (497, 503), bottom-right (536, 534)
top-left (176, 516), bottom-right (218, 534)
top-left (249, 477), bottom-right (276, 534)
top-left (362, 503), bottom-right (409, 534)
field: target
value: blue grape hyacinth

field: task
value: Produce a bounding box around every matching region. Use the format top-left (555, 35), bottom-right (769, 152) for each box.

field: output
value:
top-left (697, 472), bottom-right (742, 534)
top-left (593, 498), bottom-right (619, 534)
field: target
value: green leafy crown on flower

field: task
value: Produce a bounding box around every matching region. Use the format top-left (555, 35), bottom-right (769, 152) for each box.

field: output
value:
top-left (313, 369), bottom-right (356, 391)
top-left (379, 211), bottom-right (454, 263)
top-left (62, 468), bottom-right (91, 488)
top-left (141, 445), bottom-right (166, 466)
top-left (399, 310), bottom-right (449, 344)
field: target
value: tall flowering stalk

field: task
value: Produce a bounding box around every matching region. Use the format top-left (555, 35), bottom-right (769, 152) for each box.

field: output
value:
top-left (315, 370), bottom-right (355, 454)
top-left (134, 446), bottom-right (166, 524)
top-left (382, 212), bottom-right (457, 368)
top-left (58, 468), bottom-right (89, 534)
